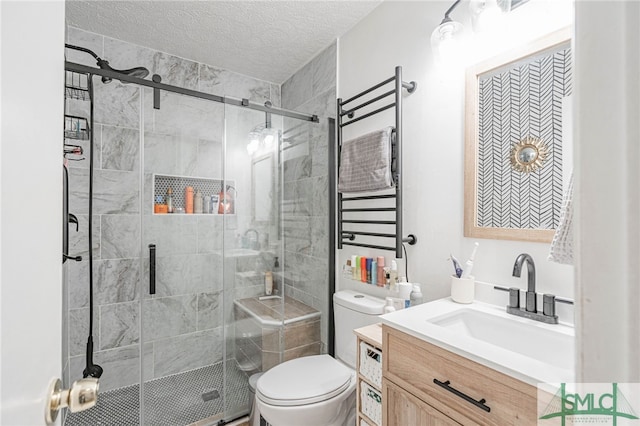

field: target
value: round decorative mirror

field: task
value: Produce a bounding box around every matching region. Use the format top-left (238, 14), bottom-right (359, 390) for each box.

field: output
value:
top-left (510, 136), bottom-right (549, 173)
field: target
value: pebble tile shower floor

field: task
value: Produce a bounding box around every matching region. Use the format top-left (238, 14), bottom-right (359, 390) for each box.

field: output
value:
top-left (65, 362), bottom-right (250, 426)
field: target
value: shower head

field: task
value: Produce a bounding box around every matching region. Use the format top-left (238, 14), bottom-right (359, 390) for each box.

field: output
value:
top-left (96, 58), bottom-right (149, 84)
top-left (65, 44), bottom-right (149, 84)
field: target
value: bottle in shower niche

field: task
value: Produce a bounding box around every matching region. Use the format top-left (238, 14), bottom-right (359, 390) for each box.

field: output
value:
top-left (185, 186), bottom-right (194, 214)
top-left (203, 194), bottom-right (210, 215)
top-left (166, 187), bottom-right (174, 213)
top-left (210, 194), bottom-right (219, 214)
top-left (194, 189), bottom-right (203, 214)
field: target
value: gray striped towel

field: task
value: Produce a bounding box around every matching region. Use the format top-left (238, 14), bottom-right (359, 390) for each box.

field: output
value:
top-left (338, 127), bottom-right (395, 193)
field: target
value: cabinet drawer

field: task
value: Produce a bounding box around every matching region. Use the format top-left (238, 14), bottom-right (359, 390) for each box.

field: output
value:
top-left (383, 325), bottom-right (537, 426)
top-left (383, 379), bottom-right (462, 426)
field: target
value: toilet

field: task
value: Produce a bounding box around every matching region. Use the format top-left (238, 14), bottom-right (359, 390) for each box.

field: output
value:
top-left (252, 290), bottom-right (385, 426)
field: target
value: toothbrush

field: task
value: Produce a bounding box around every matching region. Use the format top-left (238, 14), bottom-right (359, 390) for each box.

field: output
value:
top-left (461, 242), bottom-right (480, 279)
top-left (450, 254), bottom-right (463, 278)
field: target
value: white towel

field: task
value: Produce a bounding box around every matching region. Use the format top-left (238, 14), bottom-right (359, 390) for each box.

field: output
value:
top-left (338, 127), bottom-right (395, 193)
top-left (548, 173), bottom-right (574, 264)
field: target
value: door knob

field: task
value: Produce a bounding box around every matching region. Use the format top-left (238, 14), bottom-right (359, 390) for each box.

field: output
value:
top-left (45, 377), bottom-right (99, 425)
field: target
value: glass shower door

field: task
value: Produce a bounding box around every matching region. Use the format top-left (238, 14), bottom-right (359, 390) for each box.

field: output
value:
top-left (140, 89), bottom-right (228, 425)
top-left (222, 102), bottom-right (287, 421)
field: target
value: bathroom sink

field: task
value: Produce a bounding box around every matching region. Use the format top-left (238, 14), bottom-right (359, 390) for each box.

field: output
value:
top-left (428, 308), bottom-right (573, 370)
top-left (381, 298), bottom-right (575, 385)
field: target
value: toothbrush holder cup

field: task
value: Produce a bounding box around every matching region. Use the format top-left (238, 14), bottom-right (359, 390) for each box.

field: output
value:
top-left (451, 275), bottom-right (475, 304)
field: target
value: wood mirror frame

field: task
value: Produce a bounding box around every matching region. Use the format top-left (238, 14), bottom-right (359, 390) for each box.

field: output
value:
top-left (464, 27), bottom-right (572, 242)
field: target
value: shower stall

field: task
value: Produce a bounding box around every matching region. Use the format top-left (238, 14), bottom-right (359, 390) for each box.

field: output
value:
top-left (62, 37), bottom-right (332, 425)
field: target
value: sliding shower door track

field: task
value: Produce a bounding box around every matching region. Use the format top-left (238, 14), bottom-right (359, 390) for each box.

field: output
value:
top-left (65, 61), bottom-right (319, 123)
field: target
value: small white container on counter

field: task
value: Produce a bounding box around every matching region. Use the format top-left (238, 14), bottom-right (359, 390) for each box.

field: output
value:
top-left (451, 275), bottom-right (474, 303)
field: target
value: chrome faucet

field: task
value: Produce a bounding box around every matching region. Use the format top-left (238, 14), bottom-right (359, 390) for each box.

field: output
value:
top-left (243, 229), bottom-right (260, 250)
top-left (504, 253), bottom-right (559, 324)
top-left (512, 253), bottom-right (537, 312)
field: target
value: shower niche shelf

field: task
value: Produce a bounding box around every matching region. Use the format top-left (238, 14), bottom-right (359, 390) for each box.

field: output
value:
top-left (64, 115), bottom-right (90, 140)
top-left (65, 70), bottom-right (91, 101)
top-left (152, 173), bottom-right (235, 215)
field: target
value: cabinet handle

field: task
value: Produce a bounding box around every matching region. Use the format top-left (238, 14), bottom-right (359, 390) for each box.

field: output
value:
top-left (433, 379), bottom-right (491, 412)
top-left (149, 244), bottom-right (156, 295)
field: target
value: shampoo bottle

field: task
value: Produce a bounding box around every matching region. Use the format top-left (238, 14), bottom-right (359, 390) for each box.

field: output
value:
top-left (185, 186), bottom-right (194, 214)
top-left (371, 260), bottom-right (377, 285)
top-left (203, 194), bottom-right (210, 214)
top-left (264, 271), bottom-right (273, 296)
top-left (351, 255), bottom-right (358, 280)
top-left (376, 256), bottom-right (385, 286)
top-left (194, 189), bottom-right (203, 214)
top-left (166, 187), bottom-right (174, 213)
top-left (389, 260), bottom-right (399, 291)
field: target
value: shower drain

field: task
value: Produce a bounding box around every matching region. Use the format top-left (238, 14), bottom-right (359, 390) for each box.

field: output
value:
top-left (202, 389), bottom-right (221, 402)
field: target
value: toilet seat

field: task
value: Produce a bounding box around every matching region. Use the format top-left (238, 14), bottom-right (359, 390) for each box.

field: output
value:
top-left (256, 355), bottom-right (353, 407)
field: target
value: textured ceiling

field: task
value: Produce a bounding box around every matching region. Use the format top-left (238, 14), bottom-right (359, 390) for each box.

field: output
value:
top-left (66, 0), bottom-right (382, 84)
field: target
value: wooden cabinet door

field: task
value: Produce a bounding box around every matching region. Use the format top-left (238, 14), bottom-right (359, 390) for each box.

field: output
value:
top-left (383, 380), bottom-right (461, 426)
top-left (383, 325), bottom-right (537, 425)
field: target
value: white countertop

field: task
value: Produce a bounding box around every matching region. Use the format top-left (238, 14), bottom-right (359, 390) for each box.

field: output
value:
top-left (380, 297), bottom-right (575, 386)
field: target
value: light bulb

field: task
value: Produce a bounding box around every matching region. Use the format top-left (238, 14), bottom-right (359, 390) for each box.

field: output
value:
top-left (246, 139), bottom-right (259, 155)
top-left (469, 0), bottom-right (505, 32)
top-left (430, 19), bottom-right (464, 65)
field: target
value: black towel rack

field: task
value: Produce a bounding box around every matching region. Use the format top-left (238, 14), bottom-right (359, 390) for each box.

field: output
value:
top-left (337, 66), bottom-right (417, 258)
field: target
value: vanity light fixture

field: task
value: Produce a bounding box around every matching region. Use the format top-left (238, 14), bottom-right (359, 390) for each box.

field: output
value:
top-left (246, 106), bottom-right (279, 155)
top-left (430, 0), bottom-right (465, 63)
top-left (431, 0), bottom-right (524, 61)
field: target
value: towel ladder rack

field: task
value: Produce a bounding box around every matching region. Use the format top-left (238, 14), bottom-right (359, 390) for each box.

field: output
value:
top-left (337, 66), bottom-right (417, 258)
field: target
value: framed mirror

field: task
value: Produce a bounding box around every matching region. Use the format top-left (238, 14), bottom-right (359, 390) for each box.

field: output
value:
top-left (464, 27), bottom-right (572, 242)
top-left (252, 153), bottom-right (274, 223)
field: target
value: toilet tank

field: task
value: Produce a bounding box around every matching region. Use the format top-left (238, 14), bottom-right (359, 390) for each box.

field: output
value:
top-left (333, 290), bottom-right (385, 369)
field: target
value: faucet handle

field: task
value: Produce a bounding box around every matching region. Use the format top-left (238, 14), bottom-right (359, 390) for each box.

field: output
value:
top-left (509, 287), bottom-right (520, 309)
top-left (543, 294), bottom-right (556, 317)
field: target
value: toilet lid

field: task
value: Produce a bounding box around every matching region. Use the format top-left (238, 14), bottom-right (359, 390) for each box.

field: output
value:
top-left (256, 355), bottom-right (353, 406)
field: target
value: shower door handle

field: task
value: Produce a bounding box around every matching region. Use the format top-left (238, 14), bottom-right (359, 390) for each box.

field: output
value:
top-left (149, 244), bottom-right (156, 295)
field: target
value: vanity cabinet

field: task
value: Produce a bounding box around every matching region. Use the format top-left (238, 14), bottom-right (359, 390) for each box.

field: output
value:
top-left (355, 324), bottom-right (384, 426)
top-left (382, 325), bottom-right (537, 426)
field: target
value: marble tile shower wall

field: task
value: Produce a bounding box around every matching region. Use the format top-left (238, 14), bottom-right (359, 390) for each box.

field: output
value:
top-left (65, 27), bottom-right (281, 391)
top-left (280, 42), bottom-right (337, 352)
